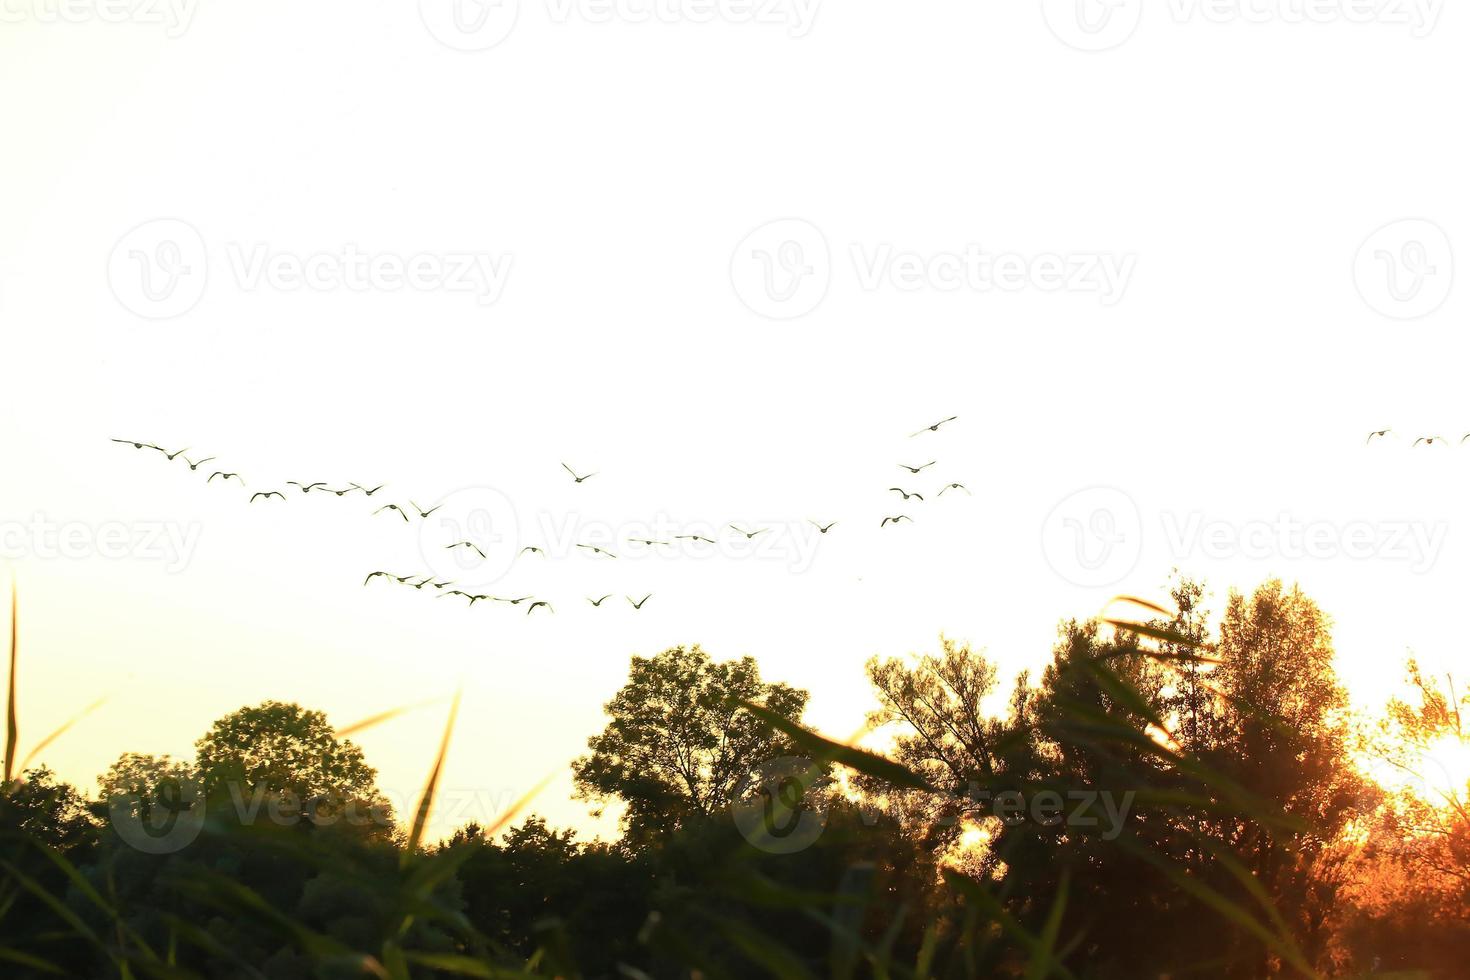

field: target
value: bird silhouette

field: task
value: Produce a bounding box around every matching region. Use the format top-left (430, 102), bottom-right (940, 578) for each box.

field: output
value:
top-left (111, 438), bottom-right (160, 451)
top-left (446, 541), bottom-right (486, 559)
top-left (324, 487), bottom-right (357, 497)
top-left (1414, 437), bottom-right (1449, 447)
top-left (810, 521), bottom-right (837, 534)
top-left (430, 580), bottom-right (456, 590)
top-left (889, 488), bottom-right (924, 501)
top-left (181, 456), bottom-right (216, 472)
top-left (374, 503), bottom-right (411, 521)
top-left (898, 462), bottom-right (936, 474)
top-left (518, 546), bottom-right (546, 558)
top-left (675, 534), bottom-right (717, 545)
top-left (937, 483), bottom-right (970, 496)
top-left (495, 596), bottom-right (534, 605)
top-left (526, 601), bottom-right (554, 616)
top-left (910, 416), bottom-right (958, 437)
top-left (1366, 429), bottom-right (1391, 444)
top-left (409, 577), bottom-right (434, 590)
top-left (576, 544), bottom-right (617, 558)
top-left (288, 481), bottom-right (327, 494)
top-left (207, 471), bottom-right (244, 485)
top-left (364, 571), bottom-right (394, 586)
top-left (627, 594), bottom-right (653, 610)
top-left (391, 574), bottom-right (418, 584)
top-left (411, 501), bottom-right (442, 519)
top-left (728, 524), bottom-right (769, 540)
top-left (630, 538), bottom-right (671, 548)
top-left (250, 491), bottom-right (286, 503)
top-left (161, 447), bottom-right (191, 461)
top-left (880, 515), bottom-right (913, 527)
top-left (588, 595), bottom-right (613, 607)
top-left (562, 463), bottom-right (597, 484)
top-left (350, 483), bottom-right (385, 496)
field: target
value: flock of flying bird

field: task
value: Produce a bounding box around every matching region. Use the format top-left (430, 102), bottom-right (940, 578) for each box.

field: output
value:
top-left (109, 416), bottom-right (971, 617)
top-left (1365, 429), bottom-right (1470, 447)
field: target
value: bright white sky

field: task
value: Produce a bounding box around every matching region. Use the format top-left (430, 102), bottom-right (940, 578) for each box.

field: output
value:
top-left (1, 0), bottom-right (1467, 842)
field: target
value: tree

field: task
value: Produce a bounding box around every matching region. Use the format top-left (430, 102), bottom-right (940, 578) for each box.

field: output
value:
top-left (98, 752), bottom-right (195, 800)
top-left (572, 645), bottom-right (809, 843)
top-left (194, 701), bottom-right (384, 821)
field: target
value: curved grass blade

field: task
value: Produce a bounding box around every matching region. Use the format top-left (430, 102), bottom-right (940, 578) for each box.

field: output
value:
top-left (740, 700), bottom-right (934, 792)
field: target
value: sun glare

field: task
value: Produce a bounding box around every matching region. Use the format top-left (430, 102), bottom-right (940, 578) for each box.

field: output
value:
top-left (1418, 734), bottom-right (1470, 802)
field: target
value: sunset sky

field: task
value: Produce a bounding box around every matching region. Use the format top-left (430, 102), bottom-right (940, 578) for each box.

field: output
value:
top-left (2, 1), bottom-right (1466, 840)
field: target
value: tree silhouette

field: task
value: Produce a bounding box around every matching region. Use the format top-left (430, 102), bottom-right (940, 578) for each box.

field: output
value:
top-left (194, 700), bottom-right (388, 828)
top-left (572, 645), bottom-right (809, 844)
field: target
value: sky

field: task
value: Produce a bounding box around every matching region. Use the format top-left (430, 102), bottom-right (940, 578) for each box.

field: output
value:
top-left (1, 0), bottom-right (1467, 842)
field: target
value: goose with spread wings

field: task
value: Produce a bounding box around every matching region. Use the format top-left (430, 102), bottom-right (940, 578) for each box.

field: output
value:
top-left (910, 416), bottom-right (958, 437)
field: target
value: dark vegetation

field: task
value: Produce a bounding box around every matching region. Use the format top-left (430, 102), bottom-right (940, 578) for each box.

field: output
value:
top-left (2, 578), bottom-right (1467, 977)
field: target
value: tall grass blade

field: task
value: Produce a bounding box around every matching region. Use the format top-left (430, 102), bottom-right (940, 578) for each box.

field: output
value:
top-left (5, 579), bottom-right (17, 787)
top-left (404, 690), bottom-right (461, 864)
top-left (18, 698), bottom-right (106, 772)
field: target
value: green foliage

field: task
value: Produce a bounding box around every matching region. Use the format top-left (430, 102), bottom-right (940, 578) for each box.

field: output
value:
top-left (572, 644), bottom-right (810, 844)
top-left (2, 582), bottom-right (1464, 977)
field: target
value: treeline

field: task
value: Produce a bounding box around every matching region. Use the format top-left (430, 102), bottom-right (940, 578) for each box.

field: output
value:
top-left (1, 578), bottom-right (1467, 977)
